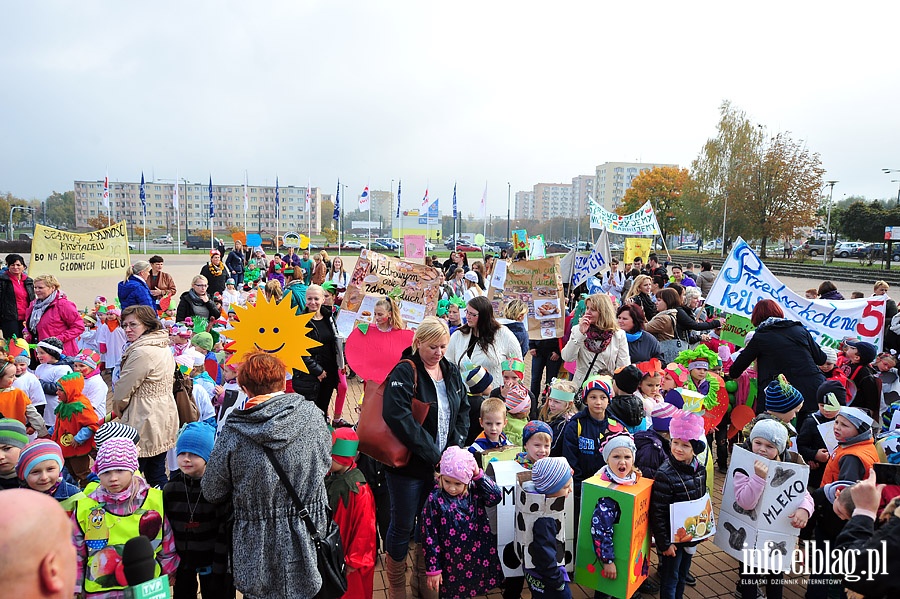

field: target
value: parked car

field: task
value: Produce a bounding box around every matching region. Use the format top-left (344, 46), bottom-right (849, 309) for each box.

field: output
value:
top-left (375, 238), bottom-right (399, 250)
top-left (184, 235), bottom-right (206, 249)
top-left (802, 239), bottom-right (831, 257)
top-left (18, 233), bottom-right (33, 241)
top-left (372, 241), bottom-right (394, 251)
top-left (424, 241), bottom-right (435, 251)
top-left (493, 241), bottom-right (513, 252)
top-left (483, 244), bottom-right (500, 255)
top-left (834, 242), bottom-right (867, 258)
top-left (545, 243), bottom-right (572, 254)
top-left (342, 240), bottom-right (364, 250)
top-left (152, 235), bottom-right (173, 244)
top-left (609, 242), bottom-right (624, 251)
top-left (128, 242), bottom-right (136, 250)
top-left (675, 244), bottom-right (701, 251)
top-left (455, 243), bottom-right (482, 252)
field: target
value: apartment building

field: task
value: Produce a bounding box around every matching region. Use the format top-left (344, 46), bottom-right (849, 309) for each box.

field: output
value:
top-left (514, 190), bottom-right (535, 220)
top-left (593, 161), bottom-right (676, 210)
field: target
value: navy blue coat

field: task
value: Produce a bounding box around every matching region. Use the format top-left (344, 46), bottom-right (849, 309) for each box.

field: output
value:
top-left (117, 275), bottom-right (155, 310)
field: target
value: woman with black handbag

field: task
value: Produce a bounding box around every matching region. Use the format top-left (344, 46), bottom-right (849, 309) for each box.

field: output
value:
top-left (203, 350), bottom-right (336, 599)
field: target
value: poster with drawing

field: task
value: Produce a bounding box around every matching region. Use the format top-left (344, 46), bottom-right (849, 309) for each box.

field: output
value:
top-left (713, 446), bottom-right (809, 572)
top-left (485, 460), bottom-right (527, 577)
top-left (488, 257), bottom-right (565, 340)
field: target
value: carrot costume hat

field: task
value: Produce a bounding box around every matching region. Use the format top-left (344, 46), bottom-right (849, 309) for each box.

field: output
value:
top-left (52, 372), bottom-right (99, 458)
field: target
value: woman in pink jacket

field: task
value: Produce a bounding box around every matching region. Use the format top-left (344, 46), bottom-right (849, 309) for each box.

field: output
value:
top-left (24, 274), bottom-right (85, 358)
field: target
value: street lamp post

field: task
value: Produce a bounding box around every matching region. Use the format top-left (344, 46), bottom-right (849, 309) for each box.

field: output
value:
top-left (823, 180), bottom-right (838, 266)
top-left (892, 179), bottom-right (900, 207)
top-left (339, 183), bottom-right (348, 249)
top-left (8, 206), bottom-right (35, 241)
top-left (507, 182), bottom-right (511, 242)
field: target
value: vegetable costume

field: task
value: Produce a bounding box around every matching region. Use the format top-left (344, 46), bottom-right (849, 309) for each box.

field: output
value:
top-left (325, 465), bottom-right (377, 599)
top-left (675, 346), bottom-right (728, 433)
top-left (52, 372), bottom-right (99, 458)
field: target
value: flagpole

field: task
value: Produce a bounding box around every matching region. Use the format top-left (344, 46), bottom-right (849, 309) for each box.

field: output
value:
top-left (243, 170), bottom-right (248, 238)
top-left (175, 173), bottom-right (181, 256)
top-left (142, 204), bottom-right (147, 254)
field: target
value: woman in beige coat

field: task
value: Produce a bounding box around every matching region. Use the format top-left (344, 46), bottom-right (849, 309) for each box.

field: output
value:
top-left (643, 288), bottom-right (680, 342)
top-left (561, 293), bottom-right (629, 385)
top-left (112, 304), bottom-right (177, 487)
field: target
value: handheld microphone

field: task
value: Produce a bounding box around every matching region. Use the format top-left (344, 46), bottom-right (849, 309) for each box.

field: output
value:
top-left (122, 536), bottom-right (171, 599)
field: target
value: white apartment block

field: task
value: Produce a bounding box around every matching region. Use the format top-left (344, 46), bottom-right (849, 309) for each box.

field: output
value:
top-left (593, 161), bottom-right (677, 210)
top-left (571, 175), bottom-right (595, 218)
top-left (74, 180), bottom-right (326, 233)
top-left (514, 190), bottom-right (535, 220)
top-left (532, 183), bottom-right (573, 220)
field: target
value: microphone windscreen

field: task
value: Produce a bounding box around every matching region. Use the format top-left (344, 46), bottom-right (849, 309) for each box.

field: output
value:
top-left (122, 535), bottom-right (157, 586)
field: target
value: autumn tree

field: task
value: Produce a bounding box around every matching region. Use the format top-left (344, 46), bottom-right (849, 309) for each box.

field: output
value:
top-left (86, 216), bottom-right (111, 230)
top-left (620, 166), bottom-right (690, 241)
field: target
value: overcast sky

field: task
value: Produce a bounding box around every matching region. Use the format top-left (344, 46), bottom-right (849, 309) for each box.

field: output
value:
top-left (3, 1), bottom-right (900, 214)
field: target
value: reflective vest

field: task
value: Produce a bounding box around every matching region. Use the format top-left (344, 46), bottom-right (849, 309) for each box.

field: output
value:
top-left (75, 488), bottom-right (165, 594)
top-left (822, 440), bottom-right (879, 486)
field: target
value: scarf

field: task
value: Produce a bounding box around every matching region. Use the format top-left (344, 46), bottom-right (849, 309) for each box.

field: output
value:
top-left (584, 326), bottom-right (614, 354)
top-left (599, 464), bottom-right (637, 485)
top-left (514, 451), bottom-right (536, 469)
top-left (624, 330), bottom-right (643, 343)
top-left (188, 289), bottom-right (208, 304)
top-left (324, 466), bottom-right (367, 512)
top-left (28, 290), bottom-right (58, 332)
top-left (207, 261), bottom-right (225, 277)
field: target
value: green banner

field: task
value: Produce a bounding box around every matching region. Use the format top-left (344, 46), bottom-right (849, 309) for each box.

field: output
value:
top-left (720, 313), bottom-right (755, 347)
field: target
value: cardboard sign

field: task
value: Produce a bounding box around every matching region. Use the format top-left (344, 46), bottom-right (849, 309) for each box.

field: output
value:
top-left (514, 471), bottom-right (575, 573)
top-left (282, 231), bottom-right (301, 248)
top-left (669, 493), bottom-right (716, 543)
top-left (485, 460), bottom-right (527, 577)
top-left (624, 238), bottom-right (651, 264)
top-left (590, 200), bottom-right (660, 235)
top-left (489, 259), bottom-right (508, 290)
top-left (342, 248), bottom-right (440, 327)
top-left (713, 446), bottom-right (809, 572)
top-left (816, 420), bottom-right (839, 456)
top-left (706, 238), bottom-right (886, 349)
top-left (720, 313), bottom-right (756, 348)
top-left (528, 235), bottom-right (547, 259)
top-left (512, 229), bottom-right (528, 252)
top-left (488, 257), bottom-right (565, 340)
top-left (575, 475), bottom-right (652, 599)
top-left (403, 235), bottom-right (426, 259)
top-left (32, 222), bottom-right (131, 277)
top-left (475, 445), bottom-right (521, 470)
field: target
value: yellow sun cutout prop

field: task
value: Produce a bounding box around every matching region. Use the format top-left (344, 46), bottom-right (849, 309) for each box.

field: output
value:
top-left (226, 294), bottom-right (322, 373)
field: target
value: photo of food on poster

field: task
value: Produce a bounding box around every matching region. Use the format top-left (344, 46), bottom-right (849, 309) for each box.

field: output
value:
top-left (489, 256), bottom-right (565, 340)
top-left (343, 248), bottom-right (440, 315)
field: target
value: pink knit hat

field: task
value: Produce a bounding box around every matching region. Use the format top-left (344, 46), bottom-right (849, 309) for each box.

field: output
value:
top-left (505, 385), bottom-right (531, 414)
top-left (92, 437), bottom-right (139, 475)
top-left (669, 411), bottom-right (705, 442)
top-left (439, 446), bottom-right (477, 485)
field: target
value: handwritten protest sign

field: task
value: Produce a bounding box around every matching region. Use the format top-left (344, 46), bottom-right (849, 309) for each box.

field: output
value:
top-left (590, 199), bottom-right (661, 235)
top-left (340, 248), bottom-right (440, 332)
top-left (625, 238), bottom-right (652, 263)
top-left (720, 313), bottom-right (755, 347)
top-left (403, 235), bottom-right (426, 259)
top-left (714, 446), bottom-right (809, 572)
top-left (512, 229), bottom-right (528, 252)
top-left (706, 238), bottom-right (886, 349)
top-left (489, 257), bottom-right (565, 340)
top-left (32, 222), bottom-right (131, 278)
top-left (570, 229), bottom-right (610, 287)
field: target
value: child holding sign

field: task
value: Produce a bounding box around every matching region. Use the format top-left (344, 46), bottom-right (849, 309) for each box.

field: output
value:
top-left (734, 420), bottom-right (813, 599)
top-left (649, 411), bottom-right (708, 599)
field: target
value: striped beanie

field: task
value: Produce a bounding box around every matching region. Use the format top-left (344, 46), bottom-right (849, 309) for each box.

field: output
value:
top-left (92, 437), bottom-right (139, 475)
top-left (764, 374), bottom-right (804, 414)
top-left (95, 422), bottom-right (140, 447)
top-left (0, 418), bottom-right (28, 449)
top-left (582, 375), bottom-right (613, 400)
top-left (651, 401), bottom-right (680, 432)
top-left (505, 384), bottom-right (531, 414)
top-left (532, 457), bottom-right (572, 495)
top-left (16, 439), bottom-right (63, 480)
top-left (465, 366), bottom-right (493, 395)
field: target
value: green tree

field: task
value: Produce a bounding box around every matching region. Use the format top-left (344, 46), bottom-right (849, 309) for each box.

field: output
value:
top-left (44, 191), bottom-right (75, 229)
top-left (620, 166), bottom-right (691, 241)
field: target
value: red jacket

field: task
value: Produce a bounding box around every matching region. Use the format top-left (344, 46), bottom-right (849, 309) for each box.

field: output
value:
top-left (25, 292), bottom-right (85, 357)
top-left (329, 468), bottom-right (376, 599)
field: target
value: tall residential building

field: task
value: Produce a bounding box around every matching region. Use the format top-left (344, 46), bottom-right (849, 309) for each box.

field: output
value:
top-left (532, 183), bottom-right (573, 220)
top-left (73, 180), bottom-right (325, 234)
top-left (514, 190), bottom-right (535, 219)
top-left (593, 161), bottom-right (677, 210)
top-left (571, 175), bottom-right (595, 218)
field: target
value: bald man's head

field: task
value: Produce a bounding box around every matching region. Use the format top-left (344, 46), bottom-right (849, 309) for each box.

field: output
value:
top-left (0, 489), bottom-right (76, 598)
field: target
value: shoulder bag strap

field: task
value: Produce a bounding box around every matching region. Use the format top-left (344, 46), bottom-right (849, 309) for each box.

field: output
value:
top-left (668, 314), bottom-right (682, 342)
top-left (580, 351), bottom-right (601, 388)
top-left (400, 359), bottom-right (418, 388)
top-left (262, 446), bottom-right (322, 540)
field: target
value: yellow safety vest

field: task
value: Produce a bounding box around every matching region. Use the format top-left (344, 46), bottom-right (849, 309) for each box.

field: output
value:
top-left (75, 488), bottom-right (165, 594)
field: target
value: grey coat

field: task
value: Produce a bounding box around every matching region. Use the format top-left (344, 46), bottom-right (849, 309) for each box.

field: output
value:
top-left (202, 392), bottom-right (331, 599)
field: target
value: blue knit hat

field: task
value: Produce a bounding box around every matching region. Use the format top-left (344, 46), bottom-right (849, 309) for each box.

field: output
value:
top-left (764, 375), bottom-right (804, 414)
top-left (532, 457), bottom-right (572, 495)
top-left (522, 420), bottom-right (553, 446)
top-left (465, 366), bottom-right (493, 395)
top-left (176, 422), bottom-right (216, 463)
top-left (0, 418), bottom-right (28, 449)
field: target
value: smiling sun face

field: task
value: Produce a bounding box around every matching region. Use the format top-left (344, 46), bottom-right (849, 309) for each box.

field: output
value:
top-left (226, 294), bottom-right (322, 373)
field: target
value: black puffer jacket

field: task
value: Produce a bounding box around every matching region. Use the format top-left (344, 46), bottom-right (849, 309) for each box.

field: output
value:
top-left (175, 290), bottom-right (219, 323)
top-left (649, 454), bottom-right (707, 548)
top-left (383, 348), bottom-right (469, 480)
top-left (0, 270), bottom-right (34, 321)
top-left (729, 318), bottom-right (826, 414)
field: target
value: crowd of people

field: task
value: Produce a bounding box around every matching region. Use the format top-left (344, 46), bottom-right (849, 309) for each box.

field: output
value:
top-left (0, 246), bottom-right (898, 599)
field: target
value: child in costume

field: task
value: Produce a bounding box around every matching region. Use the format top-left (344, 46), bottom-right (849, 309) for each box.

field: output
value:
top-left (649, 411), bottom-right (708, 599)
top-left (521, 457), bottom-right (574, 599)
top-left (51, 371), bottom-right (99, 486)
top-left (72, 438), bottom-right (179, 598)
top-left (244, 258), bottom-right (261, 288)
top-left (490, 357), bottom-right (535, 443)
top-left (675, 345), bottom-right (729, 471)
top-left (539, 379), bottom-right (578, 457)
top-left (34, 337), bottom-right (72, 428)
top-left (0, 361), bottom-right (47, 436)
top-left (422, 446), bottom-right (503, 598)
top-left (634, 358), bottom-right (664, 417)
top-left (100, 308), bottom-right (127, 375)
top-left (0, 418), bottom-right (28, 490)
top-left (326, 428), bottom-right (377, 599)
top-left (469, 397), bottom-right (514, 453)
top-left (797, 380), bottom-right (846, 490)
top-left (843, 340), bottom-right (880, 420)
top-left (635, 401), bottom-right (679, 480)
top-left (221, 278), bottom-right (242, 308)
top-left (71, 349), bottom-right (109, 420)
top-left (733, 419), bottom-right (813, 599)
top-left (17, 439), bottom-right (84, 513)
top-left (163, 422), bottom-right (233, 599)
top-left (79, 313), bottom-right (99, 353)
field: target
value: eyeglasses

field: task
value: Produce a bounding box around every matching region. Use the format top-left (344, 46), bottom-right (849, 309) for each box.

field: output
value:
top-left (121, 322), bottom-right (142, 329)
top-left (193, 283), bottom-right (208, 288)
top-left (466, 310), bottom-right (479, 319)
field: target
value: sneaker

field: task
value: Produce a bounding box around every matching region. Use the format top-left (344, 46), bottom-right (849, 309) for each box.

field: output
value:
top-left (685, 572), bottom-right (696, 586)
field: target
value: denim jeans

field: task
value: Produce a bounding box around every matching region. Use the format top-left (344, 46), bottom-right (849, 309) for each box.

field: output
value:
top-left (657, 547), bottom-right (693, 599)
top-left (530, 352), bottom-right (562, 398)
top-left (384, 471), bottom-right (433, 561)
top-left (138, 452), bottom-right (169, 488)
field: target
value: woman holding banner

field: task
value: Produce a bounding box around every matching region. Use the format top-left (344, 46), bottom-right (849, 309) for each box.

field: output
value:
top-left (729, 299), bottom-right (826, 416)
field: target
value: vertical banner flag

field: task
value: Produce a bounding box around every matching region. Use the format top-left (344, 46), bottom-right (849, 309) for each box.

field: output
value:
top-left (172, 176), bottom-right (179, 213)
top-left (139, 172), bottom-right (145, 213)
top-left (102, 174), bottom-right (110, 209)
top-left (421, 187), bottom-right (430, 208)
top-left (359, 186), bottom-right (370, 209)
top-left (569, 228), bottom-right (611, 287)
top-left (333, 179), bottom-right (341, 221)
top-left (706, 237), bottom-right (887, 348)
top-left (453, 183), bottom-right (458, 219)
top-left (306, 179), bottom-right (311, 212)
top-left (208, 176), bottom-right (214, 219)
top-left (396, 179), bottom-right (401, 218)
top-left (243, 175), bottom-right (249, 214)
top-left (275, 177), bottom-right (280, 217)
top-left (480, 182), bottom-right (487, 217)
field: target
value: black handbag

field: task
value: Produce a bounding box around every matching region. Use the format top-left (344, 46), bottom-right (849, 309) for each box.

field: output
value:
top-left (658, 314), bottom-right (688, 364)
top-left (263, 446), bottom-right (348, 599)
